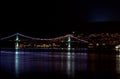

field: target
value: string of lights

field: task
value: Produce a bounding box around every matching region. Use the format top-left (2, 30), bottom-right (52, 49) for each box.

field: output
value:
top-left (0, 33), bottom-right (17, 40)
top-left (0, 33), bottom-right (88, 43)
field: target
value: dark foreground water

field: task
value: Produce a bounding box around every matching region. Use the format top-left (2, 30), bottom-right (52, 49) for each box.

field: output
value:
top-left (0, 48), bottom-right (120, 79)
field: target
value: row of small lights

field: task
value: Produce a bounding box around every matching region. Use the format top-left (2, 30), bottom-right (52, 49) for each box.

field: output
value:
top-left (0, 33), bottom-right (88, 43)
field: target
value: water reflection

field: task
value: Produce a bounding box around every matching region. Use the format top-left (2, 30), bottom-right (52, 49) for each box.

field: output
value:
top-left (116, 50), bottom-right (120, 74)
top-left (1, 48), bottom-right (88, 79)
top-left (67, 48), bottom-right (71, 76)
top-left (15, 49), bottom-right (19, 77)
top-left (71, 49), bottom-right (75, 77)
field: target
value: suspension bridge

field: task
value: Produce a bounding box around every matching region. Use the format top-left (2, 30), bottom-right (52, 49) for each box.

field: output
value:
top-left (0, 33), bottom-right (88, 49)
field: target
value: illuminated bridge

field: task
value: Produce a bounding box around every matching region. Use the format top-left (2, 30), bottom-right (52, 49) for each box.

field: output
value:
top-left (0, 33), bottom-right (88, 49)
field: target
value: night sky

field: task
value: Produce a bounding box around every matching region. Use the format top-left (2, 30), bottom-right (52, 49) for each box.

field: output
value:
top-left (1, 0), bottom-right (120, 37)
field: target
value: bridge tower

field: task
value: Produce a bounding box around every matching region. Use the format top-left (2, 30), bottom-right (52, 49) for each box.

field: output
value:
top-left (15, 33), bottom-right (19, 54)
top-left (68, 35), bottom-right (71, 48)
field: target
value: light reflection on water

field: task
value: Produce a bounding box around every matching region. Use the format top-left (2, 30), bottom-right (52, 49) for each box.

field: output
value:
top-left (1, 48), bottom-right (88, 78)
top-left (116, 50), bottom-right (120, 74)
top-left (0, 48), bottom-right (120, 79)
top-left (15, 49), bottom-right (19, 77)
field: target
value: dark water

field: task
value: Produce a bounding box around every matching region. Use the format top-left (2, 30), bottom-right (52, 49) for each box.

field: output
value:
top-left (0, 48), bottom-right (120, 79)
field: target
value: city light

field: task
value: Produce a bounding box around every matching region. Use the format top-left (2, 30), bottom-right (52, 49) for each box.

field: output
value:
top-left (1, 33), bottom-right (120, 49)
top-left (116, 45), bottom-right (120, 49)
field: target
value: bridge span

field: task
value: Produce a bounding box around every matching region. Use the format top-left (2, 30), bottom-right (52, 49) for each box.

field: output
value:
top-left (0, 33), bottom-right (89, 48)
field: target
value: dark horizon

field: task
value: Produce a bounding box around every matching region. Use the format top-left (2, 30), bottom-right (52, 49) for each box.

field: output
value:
top-left (1, 21), bottom-right (120, 38)
top-left (1, 0), bottom-right (120, 37)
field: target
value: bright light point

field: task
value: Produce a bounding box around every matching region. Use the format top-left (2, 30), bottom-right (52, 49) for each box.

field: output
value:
top-left (16, 37), bottom-right (18, 41)
top-left (115, 45), bottom-right (120, 52)
top-left (68, 35), bottom-right (71, 41)
top-left (116, 46), bottom-right (119, 49)
top-left (16, 43), bottom-right (18, 48)
top-left (16, 49), bottom-right (18, 54)
top-left (72, 31), bottom-right (75, 34)
top-left (68, 48), bottom-right (71, 56)
top-left (68, 44), bottom-right (70, 48)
